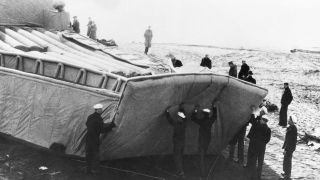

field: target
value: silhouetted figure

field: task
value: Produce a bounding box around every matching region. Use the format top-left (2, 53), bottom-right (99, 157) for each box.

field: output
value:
top-left (229, 123), bottom-right (247, 165)
top-left (281, 116), bottom-right (297, 180)
top-left (245, 71), bottom-right (256, 84)
top-left (85, 104), bottom-right (115, 174)
top-left (246, 107), bottom-right (271, 180)
top-left (228, 61), bottom-right (237, 78)
top-left (200, 54), bottom-right (212, 69)
top-left (238, 60), bottom-right (250, 80)
top-left (279, 83), bottom-right (293, 127)
top-left (87, 17), bottom-right (93, 36)
top-left (72, 16), bottom-right (80, 33)
top-left (88, 21), bottom-right (97, 40)
top-left (191, 103), bottom-right (217, 178)
top-left (144, 26), bottom-right (153, 54)
top-left (166, 103), bottom-right (187, 179)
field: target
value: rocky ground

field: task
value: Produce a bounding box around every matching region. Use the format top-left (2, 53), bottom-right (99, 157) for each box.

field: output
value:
top-left (0, 43), bottom-right (319, 180)
top-left (122, 43), bottom-right (320, 179)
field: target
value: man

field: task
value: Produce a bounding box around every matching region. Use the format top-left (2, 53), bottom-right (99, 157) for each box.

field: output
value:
top-left (245, 71), bottom-right (256, 84)
top-left (279, 83), bottom-right (293, 127)
top-left (228, 120), bottom-right (248, 165)
top-left (246, 106), bottom-right (271, 180)
top-left (85, 104), bottom-right (116, 174)
top-left (87, 17), bottom-right (93, 37)
top-left (166, 103), bottom-right (187, 178)
top-left (88, 21), bottom-right (97, 40)
top-left (238, 60), bottom-right (250, 80)
top-left (191, 103), bottom-right (217, 178)
top-left (72, 16), bottom-right (80, 33)
top-left (171, 57), bottom-right (183, 68)
top-left (200, 54), bottom-right (212, 69)
top-left (144, 26), bottom-right (153, 54)
top-left (228, 61), bottom-right (237, 78)
top-left (281, 116), bottom-right (297, 180)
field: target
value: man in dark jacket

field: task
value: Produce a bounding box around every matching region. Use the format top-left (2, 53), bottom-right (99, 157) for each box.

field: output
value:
top-left (246, 107), bottom-right (271, 180)
top-left (171, 57), bottom-right (183, 68)
top-left (245, 71), bottom-right (256, 84)
top-left (238, 60), bottom-right (250, 80)
top-left (279, 83), bottom-right (293, 127)
top-left (166, 103), bottom-right (187, 178)
top-left (281, 116), bottom-right (297, 179)
top-left (228, 61), bottom-right (237, 78)
top-left (191, 103), bottom-right (218, 178)
top-left (85, 104), bottom-right (116, 174)
top-left (200, 54), bottom-right (212, 69)
top-left (228, 120), bottom-right (249, 165)
top-left (72, 16), bottom-right (80, 33)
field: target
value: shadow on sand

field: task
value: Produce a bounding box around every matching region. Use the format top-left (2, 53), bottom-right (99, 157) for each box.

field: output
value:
top-left (0, 134), bottom-right (280, 180)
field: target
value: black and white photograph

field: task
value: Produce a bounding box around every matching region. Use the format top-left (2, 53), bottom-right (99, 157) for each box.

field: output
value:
top-left (0, 0), bottom-right (319, 179)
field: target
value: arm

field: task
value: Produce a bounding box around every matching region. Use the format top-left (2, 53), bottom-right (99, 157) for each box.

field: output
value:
top-left (265, 128), bottom-right (271, 144)
top-left (102, 121), bottom-right (116, 133)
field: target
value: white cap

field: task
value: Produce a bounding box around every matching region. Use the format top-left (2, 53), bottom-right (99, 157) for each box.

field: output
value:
top-left (202, 108), bottom-right (211, 113)
top-left (93, 104), bottom-right (103, 109)
top-left (177, 112), bottom-right (186, 118)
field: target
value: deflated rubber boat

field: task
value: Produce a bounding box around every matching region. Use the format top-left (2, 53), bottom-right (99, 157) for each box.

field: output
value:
top-left (0, 0), bottom-right (268, 160)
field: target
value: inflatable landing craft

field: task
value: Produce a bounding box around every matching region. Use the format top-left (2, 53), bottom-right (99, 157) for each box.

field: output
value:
top-left (0, 0), bottom-right (267, 160)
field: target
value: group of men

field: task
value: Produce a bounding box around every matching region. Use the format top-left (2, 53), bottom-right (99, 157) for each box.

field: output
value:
top-left (228, 60), bottom-right (256, 84)
top-left (71, 16), bottom-right (97, 40)
top-left (84, 58), bottom-right (296, 180)
top-left (166, 102), bottom-right (218, 179)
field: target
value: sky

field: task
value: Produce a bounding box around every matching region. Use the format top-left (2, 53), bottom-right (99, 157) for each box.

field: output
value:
top-left (64, 0), bottom-right (320, 50)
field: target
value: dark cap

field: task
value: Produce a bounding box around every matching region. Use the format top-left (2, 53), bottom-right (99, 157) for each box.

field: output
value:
top-left (284, 82), bottom-right (289, 85)
top-left (228, 61), bottom-right (233, 64)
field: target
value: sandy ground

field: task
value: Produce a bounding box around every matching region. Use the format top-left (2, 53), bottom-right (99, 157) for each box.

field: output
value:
top-left (121, 43), bottom-right (320, 179)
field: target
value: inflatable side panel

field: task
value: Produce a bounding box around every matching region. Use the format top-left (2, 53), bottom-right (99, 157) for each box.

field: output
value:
top-left (0, 69), bottom-right (119, 156)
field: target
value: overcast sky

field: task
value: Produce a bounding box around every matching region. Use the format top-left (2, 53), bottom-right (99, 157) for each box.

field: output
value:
top-left (64, 0), bottom-right (320, 50)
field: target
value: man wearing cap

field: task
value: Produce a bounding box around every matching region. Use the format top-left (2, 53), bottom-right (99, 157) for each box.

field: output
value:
top-left (166, 103), bottom-right (187, 178)
top-left (281, 116), bottom-right (297, 180)
top-left (72, 16), bottom-right (80, 33)
top-left (191, 103), bottom-right (218, 178)
top-left (238, 60), bottom-right (250, 80)
top-left (245, 71), bottom-right (256, 84)
top-left (85, 104), bottom-right (116, 174)
top-left (246, 106), bottom-right (271, 180)
top-left (200, 54), bottom-right (212, 69)
top-left (228, 61), bottom-right (237, 78)
top-left (279, 83), bottom-right (293, 127)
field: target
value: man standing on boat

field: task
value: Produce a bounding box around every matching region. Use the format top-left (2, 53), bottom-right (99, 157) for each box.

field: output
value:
top-left (72, 16), bottom-right (80, 33)
top-left (85, 104), bottom-right (116, 175)
top-left (228, 61), bottom-right (237, 78)
top-left (166, 103), bottom-right (187, 179)
top-left (144, 26), bottom-right (153, 55)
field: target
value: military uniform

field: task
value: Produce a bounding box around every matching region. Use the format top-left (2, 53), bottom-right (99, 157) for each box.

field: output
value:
top-left (85, 112), bottom-right (115, 173)
top-left (279, 87), bottom-right (293, 126)
top-left (166, 109), bottom-right (187, 177)
top-left (191, 107), bottom-right (217, 177)
top-left (282, 124), bottom-right (297, 179)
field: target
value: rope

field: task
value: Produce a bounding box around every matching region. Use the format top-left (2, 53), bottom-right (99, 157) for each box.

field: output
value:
top-left (206, 155), bottom-right (221, 180)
